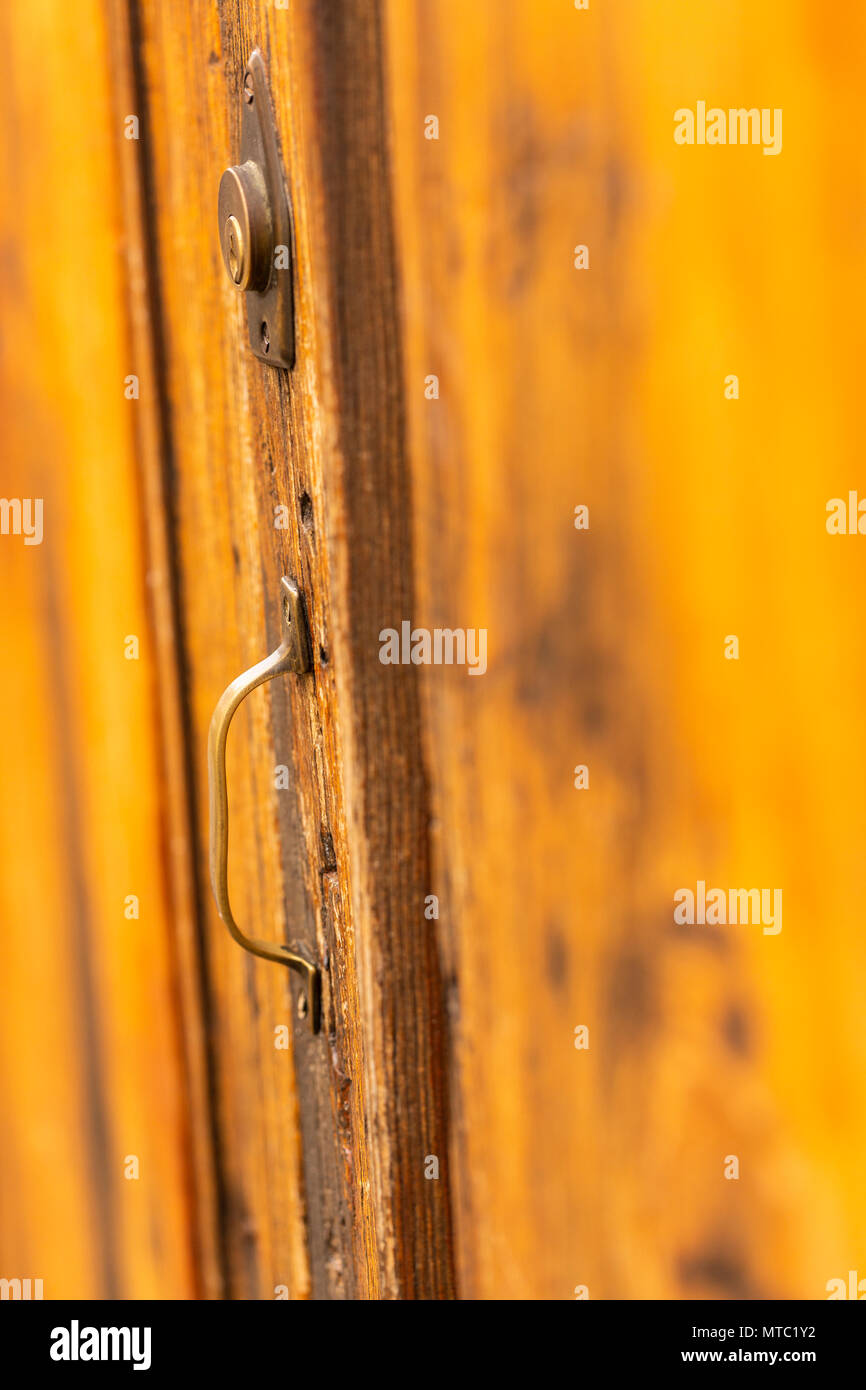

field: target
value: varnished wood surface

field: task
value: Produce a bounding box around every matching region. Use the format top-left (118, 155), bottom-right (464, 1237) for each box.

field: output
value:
top-left (385, 0), bottom-right (866, 1298)
top-left (0, 0), bottom-right (203, 1299)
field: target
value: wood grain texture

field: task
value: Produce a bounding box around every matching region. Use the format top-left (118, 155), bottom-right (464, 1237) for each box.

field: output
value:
top-left (8, 0), bottom-right (856, 1306)
top-left (134, 0), bottom-right (454, 1298)
top-left (0, 0), bottom-right (203, 1299)
top-left (385, 0), bottom-right (866, 1299)
top-left (106, 0), bottom-right (225, 1298)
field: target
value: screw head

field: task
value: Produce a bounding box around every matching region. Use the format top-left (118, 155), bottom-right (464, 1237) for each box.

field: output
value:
top-left (243, 71), bottom-right (255, 103)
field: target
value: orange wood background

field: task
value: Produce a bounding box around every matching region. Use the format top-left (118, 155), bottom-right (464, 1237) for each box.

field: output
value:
top-left (386, 0), bottom-right (866, 1298)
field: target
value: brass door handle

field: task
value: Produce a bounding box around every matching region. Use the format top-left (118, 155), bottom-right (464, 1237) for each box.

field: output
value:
top-left (208, 577), bottom-right (319, 1030)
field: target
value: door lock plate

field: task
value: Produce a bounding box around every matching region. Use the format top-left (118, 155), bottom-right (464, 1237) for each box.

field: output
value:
top-left (218, 49), bottom-right (295, 368)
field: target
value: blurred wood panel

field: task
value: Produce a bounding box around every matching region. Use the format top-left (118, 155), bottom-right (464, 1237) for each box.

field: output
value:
top-left (0, 0), bottom-right (209, 1298)
top-left (385, 0), bottom-right (866, 1298)
top-left (134, 0), bottom-right (454, 1298)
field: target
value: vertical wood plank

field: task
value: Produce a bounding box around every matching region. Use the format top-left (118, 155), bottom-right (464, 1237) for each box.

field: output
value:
top-left (0, 0), bottom-right (207, 1298)
top-left (385, 0), bottom-right (866, 1299)
top-left (134, 0), bottom-right (455, 1297)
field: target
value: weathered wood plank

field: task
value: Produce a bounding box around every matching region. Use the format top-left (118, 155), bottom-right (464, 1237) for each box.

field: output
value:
top-left (135, 0), bottom-right (455, 1298)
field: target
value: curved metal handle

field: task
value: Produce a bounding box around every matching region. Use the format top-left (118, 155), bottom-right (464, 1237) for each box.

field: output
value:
top-left (208, 576), bottom-right (319, 1031)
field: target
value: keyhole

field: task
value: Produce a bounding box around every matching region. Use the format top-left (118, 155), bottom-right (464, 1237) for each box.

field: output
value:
top-left (223, 214), bottom-right (245, 286)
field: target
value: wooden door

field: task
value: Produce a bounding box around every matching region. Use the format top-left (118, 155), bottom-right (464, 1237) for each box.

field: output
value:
top-left (2, 0), bottom-right (865, 1303)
